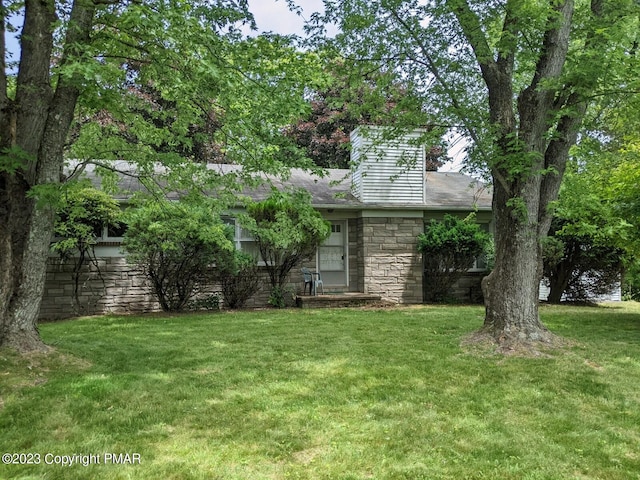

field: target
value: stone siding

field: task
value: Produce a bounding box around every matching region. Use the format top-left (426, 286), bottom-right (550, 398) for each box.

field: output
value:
top-left (40, 257), bottom-right (280, 320)
top-left (359, 217), bottom-right (424, 304)
top-left (347, 219), bottom-right (360, 293)
top-left (40, 257), bottom-right (160, 320)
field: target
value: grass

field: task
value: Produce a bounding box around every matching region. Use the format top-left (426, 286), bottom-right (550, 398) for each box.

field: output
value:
top-left (1, 303), bottom-right (639, 480)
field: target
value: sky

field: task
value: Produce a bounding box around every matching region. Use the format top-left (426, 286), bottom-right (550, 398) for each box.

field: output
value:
top-left (246, 0), bottom-right (326, 36)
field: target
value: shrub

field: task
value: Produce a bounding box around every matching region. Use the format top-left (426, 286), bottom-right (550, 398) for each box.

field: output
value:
top-left (217, 251), bottom-right (261, 309)
top-left (239, 189), bottom-right (330, 307)
top-left (418, 214), bottom-right (491, 303)
top-left (52, 184), bottom-right (122, 314)
top-left (542, 218), bottom-right (625, 303)
top-left (623, 261), bottom-right (640, 301)
top-left (187, 294), bottom-right (221, 311)
top-left (122, 199), bottom-right (233, 312)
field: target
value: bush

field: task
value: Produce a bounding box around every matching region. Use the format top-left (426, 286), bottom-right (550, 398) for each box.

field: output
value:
top-left (122, 199), bottom-right (233, 312)
top-left (217, 251), bottom-right (261, 309)
top-left (418, 214), bottom-right (491, 303)
top-left (187, 294), bottom-right (221, 311)
top-left (52, 184), bottom-right (122, 314)
top-left (239, 189), bottom-right (330, 307)
top-left (267, 286), bottom-right (296, 308)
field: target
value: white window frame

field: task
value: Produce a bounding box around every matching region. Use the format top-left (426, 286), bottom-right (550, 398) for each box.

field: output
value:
top-left (223, 217), bottom-right (265, 265)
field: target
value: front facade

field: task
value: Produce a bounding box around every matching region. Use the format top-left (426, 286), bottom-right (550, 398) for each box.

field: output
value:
top-left (39, 128), bottom-right (493, 319)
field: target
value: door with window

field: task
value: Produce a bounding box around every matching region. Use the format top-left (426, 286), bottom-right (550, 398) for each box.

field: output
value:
top-left (318, 221), bottom-right (347, 287)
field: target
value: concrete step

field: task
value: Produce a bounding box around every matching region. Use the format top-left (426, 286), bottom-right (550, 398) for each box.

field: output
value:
top-left (295, 292), bottom-right (389, 309)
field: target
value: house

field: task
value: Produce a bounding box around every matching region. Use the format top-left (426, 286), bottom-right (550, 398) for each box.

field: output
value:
top-left (39, 127), bottom-right (493, 319)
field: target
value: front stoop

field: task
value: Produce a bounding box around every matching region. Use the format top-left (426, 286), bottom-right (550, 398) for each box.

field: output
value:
top-left (296, 292), bottom-right (388, 309)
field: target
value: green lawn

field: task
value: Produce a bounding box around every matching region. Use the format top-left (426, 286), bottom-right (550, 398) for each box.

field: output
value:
top-left (1, 303), bottom-right (639, 480)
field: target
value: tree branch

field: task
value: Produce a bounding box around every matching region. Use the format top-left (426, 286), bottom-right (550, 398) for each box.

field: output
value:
top-left (386, 8), bottom-right (510, 192)
top-left (538, 0), bottom-right (606, 236)
top-left (518, 0), bottom-right (574, 130)
top-left (496, 0), bottom-right (520, 78)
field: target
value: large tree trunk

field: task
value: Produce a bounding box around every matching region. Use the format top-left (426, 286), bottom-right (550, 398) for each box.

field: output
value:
top-left (0, 0), bottom-right (96, 352)
top-left (0, 187), bottom-right (55, 352)
top-left (481, 177), bottom-right (554, 345)
top-left (450, 0), bottom-right (602, 347)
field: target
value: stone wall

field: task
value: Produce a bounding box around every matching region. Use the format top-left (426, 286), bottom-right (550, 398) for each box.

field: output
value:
top-left (40, 257), bottom-right (160, 320)
top-left (40, 256), bottom-right (308, 320)
top-left (359, 217), bottom-right (424, 304)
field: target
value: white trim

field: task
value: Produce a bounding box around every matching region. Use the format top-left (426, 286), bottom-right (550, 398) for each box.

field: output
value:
top-left (359, 209), bottom-right (425, 218)
top-left (345, 218), bottom-right (350, 288)
top-left (317, 219), bottom-right (349, 288)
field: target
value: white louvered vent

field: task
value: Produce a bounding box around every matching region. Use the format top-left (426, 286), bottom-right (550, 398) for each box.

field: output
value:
top-left (350, 126), bottom-right (426, 204)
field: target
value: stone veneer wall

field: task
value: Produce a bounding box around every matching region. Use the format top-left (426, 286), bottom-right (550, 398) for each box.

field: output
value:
top-left (40, 256), bottom-right (281, 320)
top-left (40, 257), bottom-right (160, 320)
top-left (359, 217), bottom-right (424, 304)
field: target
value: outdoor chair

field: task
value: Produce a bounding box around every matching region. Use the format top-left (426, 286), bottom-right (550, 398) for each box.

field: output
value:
top-left (301, 268), bottom-right (314, 295)
top-left (312, 271), bottom-right (324, 295)
top-left (301, 267), bottom-right (324, 295)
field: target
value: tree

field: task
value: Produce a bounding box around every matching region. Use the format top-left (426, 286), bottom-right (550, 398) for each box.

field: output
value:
top-left (418, 214), bottom-right (491, 303)
top-left (542, 220), bottom-right (624, 303)
top-left (542, 85), bottom-right (640, 303)
top-left (52, 183), bottom-right (122, 314)
top-left (1, 1), bottom-right (324, 352)
top-left (122, 198), bottom-right (233, 312)
top-left (239, 189), bottom-right (330, 307)
top-left (313, 0), bottom-right (640, 348)
top-left (284, 60), bottom-right (444, 169)
top-left (1, 0), bottom-right (102, 352)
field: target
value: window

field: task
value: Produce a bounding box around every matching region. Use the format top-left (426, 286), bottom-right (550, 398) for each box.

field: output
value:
top-left (223, 217), bottom-right (261, 261)
top-left (470, 223), bottom-right (491, 272)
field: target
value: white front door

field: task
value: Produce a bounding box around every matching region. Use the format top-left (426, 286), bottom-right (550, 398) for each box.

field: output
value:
top-left (318, 221), bottom-right (347, 287)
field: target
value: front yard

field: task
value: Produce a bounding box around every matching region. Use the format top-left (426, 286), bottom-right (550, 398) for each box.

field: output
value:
top-left (1, 303), bottom-right (639, 479)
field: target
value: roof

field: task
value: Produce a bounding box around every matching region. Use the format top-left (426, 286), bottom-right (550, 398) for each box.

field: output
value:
top-left (76, 161), bottom-right (492, 211)
top-left (274, 169), bottom-right (492, 211)
top-left (424, 172), bottom-right (491, 210)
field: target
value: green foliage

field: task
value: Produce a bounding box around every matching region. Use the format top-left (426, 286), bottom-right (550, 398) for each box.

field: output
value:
top-left (418, 214), bottom-right (491, 302)
top-left (542, 115), bottom-right (639, 302)
top-left (623, 261), bottom-right (640, 302)
top-left (216, 251), bottom-right (261, 309)
top-left (67, 1), bottom-right (328, 192)
top-left (505, 196), bottom-right (528, 223)
top-left (52, 184), bottom-right (122, 261)
top-left (0, 146), bottom-right (32, 174)
top-left (187, 294), bottom-right (221, 312)
top-left (542, 218), bottom-right (624, 303)
top-left (51, 184), bottom-right (123, 314)
top-left (122, 198), bottom-right (233, 312)
top-left (239, 189), bottom-right (330, 305)
top-left (268, 288), bottom-right (284, 308)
